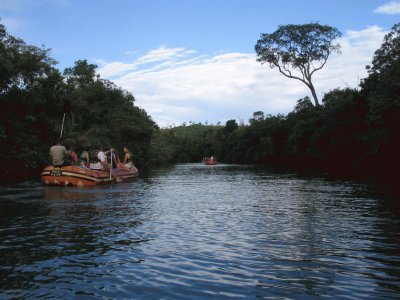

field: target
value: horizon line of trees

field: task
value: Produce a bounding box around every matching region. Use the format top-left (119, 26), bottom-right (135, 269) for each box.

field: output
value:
top-left (150, 22), bottom-right (400, 185)
top-left (1, 20), bottom-right (399, 187)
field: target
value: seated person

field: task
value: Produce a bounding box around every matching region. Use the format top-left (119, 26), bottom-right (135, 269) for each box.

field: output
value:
top-left (89, 144), bottom-right (103, 170)
top-left (89, 145), bottom-right (114, 171)
top-left (67, 145), bottom-right (79, 165)
top-left (79, 146), bottom-right (90, 168)
top-left (49, 137), bottom-right (69, 167)
top-left (96, 146), bottom-right (120, 182)
top-left (121, 146), bottom-right (134, 169)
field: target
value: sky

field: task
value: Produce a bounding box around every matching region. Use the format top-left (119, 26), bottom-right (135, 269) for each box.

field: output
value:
top-left (1, 0), bottom-right (400, 127)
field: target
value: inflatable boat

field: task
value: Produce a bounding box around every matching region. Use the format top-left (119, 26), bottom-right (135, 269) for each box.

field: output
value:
top-left (40, 165), bottom-right (138, 186)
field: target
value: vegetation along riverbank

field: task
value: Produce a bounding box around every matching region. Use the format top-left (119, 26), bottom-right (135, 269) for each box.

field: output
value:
top-left (0, 21), bottom-right (399, 187)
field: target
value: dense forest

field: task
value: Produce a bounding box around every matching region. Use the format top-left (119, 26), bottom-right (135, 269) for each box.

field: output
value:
top-left (0, 22), bottom-right (157, 177)
top-left (150, 22), bottom-right (400, 185)
top-left (1, 22), bottom-right (399, 186)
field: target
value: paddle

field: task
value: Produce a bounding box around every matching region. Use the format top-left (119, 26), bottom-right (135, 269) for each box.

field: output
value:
top-left (60, 100), bottom-right (71, 138)
top-left (110, 149), bottom-right (113, 181)
top-left (60, 113), bottom-right (66, 138)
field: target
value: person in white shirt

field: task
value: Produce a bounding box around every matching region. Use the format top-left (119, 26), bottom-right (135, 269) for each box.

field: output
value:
top-left (89, 144), bottom-right (112, 170)
top-left (97, 150), bottom-right (107, 165)
top-left (90, 144), bottom-right (121, 182)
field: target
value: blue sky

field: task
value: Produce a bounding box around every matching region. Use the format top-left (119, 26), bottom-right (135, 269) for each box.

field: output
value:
top-left (1, 0), bottom-right (400, 127)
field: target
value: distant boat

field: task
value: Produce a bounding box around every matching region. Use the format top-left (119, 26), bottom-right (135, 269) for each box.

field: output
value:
top-left (41, 165), bottom-right (138, 186)
top-left (203, 157), bottom-right (218, 165)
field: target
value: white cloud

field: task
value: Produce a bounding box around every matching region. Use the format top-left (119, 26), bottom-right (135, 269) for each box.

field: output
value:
top-left (96, 61), bottom-right (138, 78)
top-left (136, 45), bottom-right (195, 65)
top-left (374, 1), bottom-right (400, 14)
top-left (97, 27), bottom-right (387, 128)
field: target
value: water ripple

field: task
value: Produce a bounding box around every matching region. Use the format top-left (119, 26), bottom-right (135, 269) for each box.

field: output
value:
top-left (0, 164), bottom-right (399, 299)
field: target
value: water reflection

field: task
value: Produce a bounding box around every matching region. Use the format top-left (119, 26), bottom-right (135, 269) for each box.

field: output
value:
top-left (0, 164), bottom-right (399, 299)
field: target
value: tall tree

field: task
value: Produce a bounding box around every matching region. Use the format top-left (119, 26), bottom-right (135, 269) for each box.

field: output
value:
top-left (0, 22), bottom-right (62, 170)
top-left (361, 22), bottom-right (400, 109)
top-left (62, 61), bottom-right (157, 166)
top-left (0, 23), bottom-right (57, 94)
top-left (360, 23), bottom-right (400, 178)
top-left (255, 23), bottom-right (342, 106)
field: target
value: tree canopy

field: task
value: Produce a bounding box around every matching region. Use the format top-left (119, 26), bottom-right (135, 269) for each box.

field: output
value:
top-left (255, 23), bottom-right (342, 106)
top-left (1, 19), bottom-right (399, 188)
top-left (0, 21), bottom-right (156, 176)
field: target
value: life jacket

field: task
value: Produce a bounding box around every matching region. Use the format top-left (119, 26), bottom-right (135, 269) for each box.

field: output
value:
top-left (89, 149), bottom-right (100, 163)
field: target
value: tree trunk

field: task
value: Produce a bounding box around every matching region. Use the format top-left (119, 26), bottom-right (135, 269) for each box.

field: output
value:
top-left (309, 83), bottom-right (320, 106)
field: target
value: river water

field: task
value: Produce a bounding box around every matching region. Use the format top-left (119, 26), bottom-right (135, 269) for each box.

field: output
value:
top-left (0, 163), bottom-right (399, 299)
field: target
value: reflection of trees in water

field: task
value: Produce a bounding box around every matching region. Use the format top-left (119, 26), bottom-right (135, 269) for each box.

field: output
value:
top-left (289, 179), bottom-right (400, 297)
top-left (286, 180), bottom-right (343, 296)
top-left (246, 175), bottom-right (400, 298)
top-left (251, 179), bottom-right (339, 296)
top-left (0, 184), bottom-right (148, 294)
top-left (367, 195), bottom-right (400, 295)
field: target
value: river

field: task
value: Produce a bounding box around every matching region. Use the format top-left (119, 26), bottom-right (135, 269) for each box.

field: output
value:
top-left (0, 163), bottom-right (399, 299)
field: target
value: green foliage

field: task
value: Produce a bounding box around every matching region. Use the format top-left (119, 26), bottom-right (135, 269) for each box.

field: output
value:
top-left (0, 22), bottom-right (156, 174)
top-left (359, 23), bottom-right (400, 177)
top-left (361, 22), bottom-right (400, 125)
top-left (59, 62), bottom-right (157, 166)
top-left (255, 23), bottom-right (342, 106)
top-left (0, 24), bottom-right (57, 94)
top-left (149, 129), bottom-right (177, 164)
top-left (1, 19), bottom-right (399, 186)
top-left (64, 59), bottom-right (98, 88)
top-left (224, 119), bottom-right (238, 134)
top-left (0, 23), bottom-right (60, 170)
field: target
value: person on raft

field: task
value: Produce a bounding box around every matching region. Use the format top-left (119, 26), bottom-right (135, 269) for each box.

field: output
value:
top-left (49, 137), bottom-right (69, 167)
top-left (89, 144), bottom-right (121, 182)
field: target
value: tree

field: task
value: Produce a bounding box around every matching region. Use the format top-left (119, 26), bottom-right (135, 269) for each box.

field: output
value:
top-left (249, 111), bottom-right (265, 123)
top-left (359, 23), bottom-right (400, 179)
top-left (0, 23), bottom-right (57, 94)
top-left (224, 119), bottom-right (238, 134)
top-left (361, 22), bottom-right (400, 111)
top-left (0, 21), bottom-right (62, 171)
top-left (255, 23), bottom-right (342, 106)
top-left (61, 60), bottom-right (157, 166)
top-left (63, 59), bottom-right (98, 88)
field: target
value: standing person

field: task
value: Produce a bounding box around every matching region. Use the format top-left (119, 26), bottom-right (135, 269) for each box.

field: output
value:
top-left (49, 137), bottom-right (68, 167)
